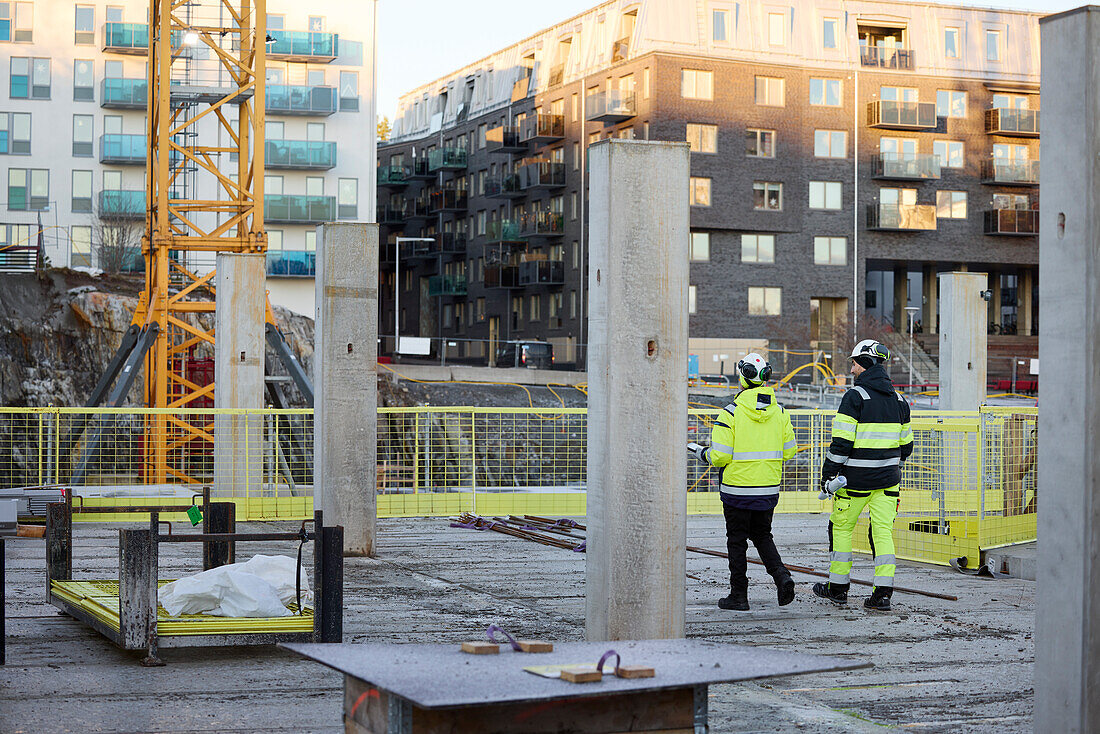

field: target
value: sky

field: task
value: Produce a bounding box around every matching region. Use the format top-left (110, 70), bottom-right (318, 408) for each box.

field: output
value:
top-left (376, 0), bottom-right (1077, 122)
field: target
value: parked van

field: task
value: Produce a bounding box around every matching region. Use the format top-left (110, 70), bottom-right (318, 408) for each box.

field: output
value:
top-left (495, 341), bottom-right (554, 369)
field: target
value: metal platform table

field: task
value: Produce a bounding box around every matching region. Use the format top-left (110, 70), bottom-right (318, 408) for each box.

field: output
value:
top-left (282, 639), bottom-right (869, 733)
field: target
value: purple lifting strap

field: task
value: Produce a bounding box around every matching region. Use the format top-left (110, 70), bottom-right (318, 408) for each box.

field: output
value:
top-left (571, 541), bottom-right (586, 553)
top-left (485, 624), bottom-right (523, 652)
top-left (597, 649), bottom-right (620, 675)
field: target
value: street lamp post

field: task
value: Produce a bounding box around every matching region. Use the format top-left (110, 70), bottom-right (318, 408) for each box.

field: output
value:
top-left (905, 306), bottom-right (920, 389)
top-left (392, 236), bottom-right (435, 359)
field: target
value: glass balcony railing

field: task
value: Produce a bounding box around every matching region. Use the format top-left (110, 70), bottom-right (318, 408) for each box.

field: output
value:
top-left (428, 147), bottom-right (468, 172)
top-left (434, 232), bottom-right (467, 255)
top-left (377, 166), bottom-right (410, 186)
top-left (867, 100), bottom-right (936, 129)
top-left (101, 77), bottom-right (147, 108)
top-left (520, 114), bottom-right (565, 144)
top-left (98, 190), bottom-right (145, 218)
top-left (486, 219), bottom-right (523, 242)
top-left (403, 197), bottom-right (430, 219)
top-left (981, 159), bottom-right (1040, 185)
top-left (100, 133), bottom-right (146, 164)
top-left (266, 30), bottom-right (339, 61)
top-left (871, 154), bottom-right (941, 180)
top-left (378, 204), bottom-right (405, 225)
top-left (486, 174), bottom-right (523, 198)
top-left (266, 250), bottom-right (316, 277)
top-left (519, 162), bottom-right (566, 189)
top-left (585, 90), bottom-right (636, 122)
top-left (519, 210), bottom-right (565, 237)
top-left (266, 85), bottom-right (337, 116)
top-left (486, 125), bottom-right (524, 153)
top-left (429, 189), bottom-right (468, 213)
top-left (860, 46), bottom-right (915, 70)
top-left (265, 194), bottom-right (336, 223)
top-left (985, 108), bottom-right (1040, 137)
top-left (408, 158), bottom-right (434, 179)
top-left (518, 260), bottom-right (564, 286)
top-left (866, 203), bottom-right (937, 231)
top-left (984, 208), bottom-right (1039, 236)
top-left (428, 274), bottom-right (467, 297)
top-left (484, 263), bottom-right (520, 289)
top-left (399, 238), bottom-right (434, 259)
top-left (265, 139), bottom-right (336, 170)
top-left (103, 22), bottom-right (149, 52)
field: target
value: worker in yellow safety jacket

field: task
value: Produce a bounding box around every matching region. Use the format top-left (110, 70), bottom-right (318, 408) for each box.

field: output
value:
top-left (688, 353), bottom-right (798, 611)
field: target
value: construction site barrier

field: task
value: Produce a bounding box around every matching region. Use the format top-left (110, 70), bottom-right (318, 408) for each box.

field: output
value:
top-left (0, 406), bottom-right (1037, 567)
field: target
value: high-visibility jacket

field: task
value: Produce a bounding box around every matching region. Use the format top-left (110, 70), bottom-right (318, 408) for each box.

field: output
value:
top-left (821, 363), bottom-right (913, 491)
top-left (706, 385), bottom-right (797, 510)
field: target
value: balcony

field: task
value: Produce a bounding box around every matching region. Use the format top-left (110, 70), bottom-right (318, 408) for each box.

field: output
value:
top-left (428, 275), bottom-right (467, 297)
top-left (519, 162), bottom-right (566, 190)
top-left (866, 100), bottom-right (936, 129)
top-left (429, 188), bottom-right (468, 213)
top-left (266, 30), bottom-right (339, 62)
top-left (266, 139), bottom-right (336, 170)
top-left (486, 219), bottom-right (524, 243)
top-left (518, 259), bottom-right (564, 286)
top-left (612, 37), bottom-right (630, 63)
top-left (985, 108), bottom-right (1040, 137)
top-left (378, 204), bottom-right (405, 225)
top-left (548, 64), bottom-right (565, 88)
top-left (866, 203), bottom-right (937, 231)
top-left (377, 166), bottom-right (410, 188)
top-left (399, 238), bottom-right (435, 260)
top-left (403, 196), bottom-right (430, 220)
top-left (101, 77), bottom-right (147, 109)
top-left (98, 190), bottom-right (145, 219)
top-left (870, 154), bottom-right (941, 181)
top-left (103, 22), bottom-right (149, 54)
top-left (486, 174), bottom-right (524, 199)
top-left (486, 125), bottom-right (525, 154)
top-left (586, 90), bottom-right (637, 123)
top-left (484, 263), bottom-right (520, 289)
top-left (428, 147), bottom-right (468, 172)
top-left (860, 46), bottom-right (914, 70)
top-left (266, 250), bottom-right (316, 277)
top-left (519, 210), bottom-right (565, 238)
top-left (981, 159), bottom-right (1040, 186)
top-left (520, 114), bottom-right (565, 145)
top-left (408, 158), bottom-right (435, 180)
top-left (100, 134), bottom-right (146, 165)
top-left (433, 232), bottom-right (467, 255)
top-left (266, 85), bottom-right (336, 116)
top-left (265, 194), bottom-right (336, 223)
top-left (984, 208), bottom-right (1039, 236)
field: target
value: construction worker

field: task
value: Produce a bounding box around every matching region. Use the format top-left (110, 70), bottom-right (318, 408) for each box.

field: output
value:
top-left (813, 339), bottom-right (913, 611)
top-left (688, 353), bottom-right (797, 611)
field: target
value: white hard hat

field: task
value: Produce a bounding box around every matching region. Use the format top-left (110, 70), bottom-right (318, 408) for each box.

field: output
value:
top-left (737, 352), bottom-right (772, 385)
top-left (850, 339), bottom-right (890, 363)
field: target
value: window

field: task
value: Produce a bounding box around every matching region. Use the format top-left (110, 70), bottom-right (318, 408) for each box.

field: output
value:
top-left (809, 78), bottom-right (841, 106)
top-left (73, 60), bottom-right (93, 101)
top-left (690, 232), bottom-right (709, 261)
top-left (881, 86), bottom-right (917, 103)
top-left (689, 177), bottom-right (711, 206)
top-left (746, 129), bottom-right (775, 158)
top-left (753, 182), bottom-right (782, 211)
top-left (8, 168), bottom-right (48, 210)
top-left (685, 123), bottom-right (717, 153)
top-left (72, 170), bottom-right (92, 212)
top-left (308, 15), bottom-right (325, 32)
top-left (476, 298), bottom-right (486, 322)
top-left (809, 181), bottom-right (842, 210)
top-left (936, 190), bottom-right (967, 219)
top-left (529, 294), bottom-right (541, 322)
top-left (880, 137), bottom-right (916, 161)
top-left (72, 115), bottom-right (93, 156)
top-left (681, 69), bottom-right (713, 100)
top-left (823, 18), bottom-right (838, 49)
top-left (9, 57), bottom-right (27, 98)
top-left (713, 9), bottom-right (728, 42)
top-left (549, 292), bottom-right (562, 327)
top-left (338, 178), bottom-right (357, 219)
top-left (0, 2), bottom-right (33, 42)
top-left (570, 192), bottom-right (577, 220)
top-left (944, 27), bottom-right (960, 59)
top-left (339, 71), bottom-right (358, 112)
top-left (572, 142), bottom-right (580, 170)
top-left (572, 241), bottom-right (579, 269)
top-left (814, 130), bottom-right (846, 158)
top-left (994, 143), bottom-right (1029, 161)
top-left (768, 13), bottom-right (785, 46)
top-left (936, 90), bottom-right (966, 117)
top-left (304, 230), bottom-right (317, 252)
top-left (476, 123), bottom-right (486, 149)
top-left (477, 210), bottom-right (486, 235)
top-left (993, 94), bottom-right (1030, 110)
top-left (993, 193), bottom-right (1029, 209)
top-left (741, 234), bottom-right (775, 263)
top-left (688, 285), bottom-right (697, 315)
top-left (748, 287), bottom-right (781, 315)
top-left (0, 112), bottom-right (31, 154)
top-left (104, 115), bottom-right (121, 135)
top-left (814, 236), bottom-right (846, 265)
top-left (70, 226), bottom-right (91, 267)
top-left (267, 14), bottom-right (284, 30)
top-left (569, 290), bottom-right (577, 318)
top-left (74, 5), bottom-right (94, 44)
top-left (986, 29), bottom-right (1001, 62)
top-left (306, 176), bottom-right (324, 196)
top-left (755, 76), bottom-right (784, 106)
top-left (103, 170), bottom-right (121, 191)
top-left (30, 58), bottom-right (48, 98)
top-left (933, 140), bottom-right (964, 168)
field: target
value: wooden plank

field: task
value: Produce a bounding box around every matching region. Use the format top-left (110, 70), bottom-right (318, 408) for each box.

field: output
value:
top-left (517, 640), bottom-right (553, 653)
top-left (561, 667), bottom-right (602, 683)
top-left (461, 641), bottom-right (499, 655)
top-left (118, 529), bottom-right (156, 651)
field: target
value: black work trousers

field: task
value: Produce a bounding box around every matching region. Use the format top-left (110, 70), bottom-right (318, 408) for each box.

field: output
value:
top-left (722, 503), bottom-right (789, 594)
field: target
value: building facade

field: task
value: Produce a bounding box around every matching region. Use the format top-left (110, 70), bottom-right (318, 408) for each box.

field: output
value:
top-left (381, 0), bottom-right (1041, 369)
top-left (0, 0), bottom-right (373, 318)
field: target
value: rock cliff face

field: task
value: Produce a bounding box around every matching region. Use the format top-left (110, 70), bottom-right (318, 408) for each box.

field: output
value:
top-left (0, 269), bottom-right (315, 407)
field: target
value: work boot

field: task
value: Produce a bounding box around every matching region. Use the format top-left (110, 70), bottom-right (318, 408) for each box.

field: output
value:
top-left (863, 587), bottom-right (893, 611)
top-left (812, 582), bottom-right (848, 605)
top-left (773, 572), bottom-right (795, 606)
top-left (718, 592), bottom-right (749, 611)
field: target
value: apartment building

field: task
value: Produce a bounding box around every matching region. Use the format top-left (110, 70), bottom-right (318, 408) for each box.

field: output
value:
top-left (0, 0), bottom-right (372, 317)
top-left (381, 0), bottom-right (1042, 369)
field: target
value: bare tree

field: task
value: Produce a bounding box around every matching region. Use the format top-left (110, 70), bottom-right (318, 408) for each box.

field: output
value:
top-left (92, 194), bottom-right (144, 274)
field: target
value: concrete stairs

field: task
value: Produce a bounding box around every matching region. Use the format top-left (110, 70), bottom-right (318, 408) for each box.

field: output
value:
top-left (880, 332), bottom-right (939, 387)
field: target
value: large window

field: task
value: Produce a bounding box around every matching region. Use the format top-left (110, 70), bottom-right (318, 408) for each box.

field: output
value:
top-left (814, 236), bottom-right (847, 265)
top-left (936, 190), bottom-right (967, 219)
top-left (748, 287), bottom-right (781, 315)
top-left (29, 57), bottom-right (49, 98)
top-left (809, 78), bottom-right (841, 106)
top-left (690, 232), bottom-right (709, 262)
top-left (754, 76), bottom-right (784, 106)
top-left (0, 2), bottom-right (33, 42)
top-left (685, 123), bottom-right (717, 153)
top-left (0, 112), bottom-right (31, 154)
top-left (753, 182), bottom-right (782, 211)
top-left (768, 13), bottom-right (785, 46)
top-left (339, 70), bottom-right (358, 112)
top-left (823, 18), bottom-right (838, 49)
top-left (809, 181), bottom-right (842, 210)
top-left (72, 114), bottom-right (93, 156)
top-left (681, 69), bottom-right (713, 100)
top-left (986, 29), bottom-right (1002, 62)
top-left (936, 90), bottom-right (967, 117)
top-left (74, 5), bottom-right (94, 44)
top-left (741, 234), bottom-right (775, 263)
top-left (8, 168), bottom-right (48, 210)
top-left (745, 128), bottom-right (774, 158)
top-left (72, 170), bottom-right (92, 212)
top-left (70, 225), bottom-right (92, 267)
top-left (814, 130), bottom-right (846, 158)
top-left (689, 177), bottom-right (711, 207)
top-left (73, 59), bottom-right (93, 101)
top-left (338, 178), bottom-right (357, 219)
top-left (712, 9), bottom-right (728, 42)
top-left (993, 94), bottom-right (1030, 110)
top-left (933, 140), bottom-right (964, 168)
top-left (944, 27), bottom-right (960, 59)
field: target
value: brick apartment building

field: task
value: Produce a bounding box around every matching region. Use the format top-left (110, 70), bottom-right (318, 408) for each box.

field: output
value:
top-left (379, 0), bottom-right (1042, 370)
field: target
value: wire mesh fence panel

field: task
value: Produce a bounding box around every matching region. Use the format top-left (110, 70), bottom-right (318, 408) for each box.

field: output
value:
top-left (979, 407), bottom-right (1039, 549)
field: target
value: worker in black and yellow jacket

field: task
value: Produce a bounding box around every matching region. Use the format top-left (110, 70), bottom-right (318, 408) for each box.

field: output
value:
top-left (688, 353), bottom-right (798, 611)
top-left (813, 339), bottom-right (913, 611)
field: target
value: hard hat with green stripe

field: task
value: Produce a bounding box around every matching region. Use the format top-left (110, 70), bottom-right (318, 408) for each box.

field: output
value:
top-left (850, 339), bottom-right (890, 365)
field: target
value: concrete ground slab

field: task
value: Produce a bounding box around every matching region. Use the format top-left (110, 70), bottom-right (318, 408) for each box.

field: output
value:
top-left (0, 514), bottom-right (1033, 733)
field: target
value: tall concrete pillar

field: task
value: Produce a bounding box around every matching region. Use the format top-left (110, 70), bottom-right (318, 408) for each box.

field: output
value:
top-left (892, 266), bottom-right (908, 330)
top-left (937, 272), bottom-right (987, 410)
top-left (214, 253), bottom-right (265, 499)
top-left (1019, 269), bottom-right (1034, 336)
top-left (585, 139), bottom-right (689, 641)
top-left (1037, 9), bottom-right (1100, 731)
top-left (314, 223), bottom-right (378, 556)
top-left (922, 264), bottom-right (937, 335)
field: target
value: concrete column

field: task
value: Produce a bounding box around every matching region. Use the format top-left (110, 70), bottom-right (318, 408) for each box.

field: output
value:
top-left (1019, 268), bottom-right (1034, 336)
top-left (314, 223), bottom-right (378, 556)
top-left (213, 253), bottom-right (265, 499)
top-left (990, 272), bottom-right (1002, 331)
top-left (585, 139), bottom-right (689, 641)
top-left (1037, 9), bottom-right (1100, 731)
top-left (937, 272), bottom-right (987, 410)
top-left (892, 266), bottom-right (908, 331)
top-left (922, 264), bottom-right (937, 335)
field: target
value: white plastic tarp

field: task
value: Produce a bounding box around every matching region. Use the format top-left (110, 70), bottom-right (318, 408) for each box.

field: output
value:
top-left (158, 554), bottom-right (312, 618)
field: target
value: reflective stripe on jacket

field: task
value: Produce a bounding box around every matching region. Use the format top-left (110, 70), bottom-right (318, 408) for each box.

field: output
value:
top-left (707, 385), bottom-right (797, 498)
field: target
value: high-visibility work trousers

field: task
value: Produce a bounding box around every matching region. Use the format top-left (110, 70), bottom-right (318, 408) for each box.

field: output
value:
top-left (828, 485), bottom-right (899, 590)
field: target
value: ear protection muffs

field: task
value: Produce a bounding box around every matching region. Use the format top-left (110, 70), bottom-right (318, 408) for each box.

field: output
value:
top-left (737, 359), bottom-right (772, 383)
